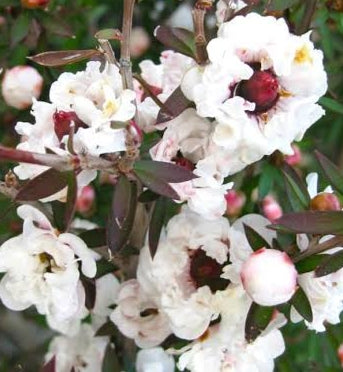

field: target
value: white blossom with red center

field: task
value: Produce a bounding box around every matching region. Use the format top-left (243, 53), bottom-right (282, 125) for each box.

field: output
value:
top-left (181, 13), bottom-right (327, 175)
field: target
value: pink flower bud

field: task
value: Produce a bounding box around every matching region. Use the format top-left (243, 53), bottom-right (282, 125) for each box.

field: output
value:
top-left (21, 0), bottom-right (49, 8)
top-left (262, 195), bottom-right (283, 222)
top-left (130, 27), bottom-right (150, 58)
top-left (284, 144), bottom-right (302, 166)
top-left (338, 344), bottom-right (343, 367)
top-left (225, 190), bottom-right (246, 216)
top-left (2, 66), bottom-right (43, 110)
top-left (310, 192), bottom-right (341, 211)
top-left (76, 186), bottom-right (95, 214)
top-left (241, 248), bottom-right (297, 306)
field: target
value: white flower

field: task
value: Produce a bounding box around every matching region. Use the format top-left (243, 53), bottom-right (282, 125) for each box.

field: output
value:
top-left (177, 285), bottom-right (285, 372)
top-left (181, 13), bottom-right (327, 175)
top-left (136, 347), bottom-right (175, 372)
top-left (292, 236), bottom-right (343, 332)
top-left (137, 51), bottom-right (194, 132)
top-left (45, 323), bottom-right (108, 372)
top-left (136, 207), bottom-right (231, 340)
top-left (1, 65), bottom-right (43, 109)
top-left (0, 205), bottom-right (96, 335)
top-left (241, 248), bottom-right (297, 306)
top-left (110, 279), bottom-right (171, 348)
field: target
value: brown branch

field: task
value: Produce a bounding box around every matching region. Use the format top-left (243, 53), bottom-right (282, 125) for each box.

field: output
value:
top-left (296, 0), bottom-right (318, 35)
top-left (294, 235), bottom-right (343, 263)
top-left (120, 0), bottom-right (135, 90)
top-left (192, 8), bottom-right (208, 65)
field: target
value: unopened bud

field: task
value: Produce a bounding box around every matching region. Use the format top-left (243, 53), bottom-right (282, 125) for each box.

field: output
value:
top-left (241, 248), bottom-right (297, 306)
top-left (262, 195), bottom-right (283, 222)
top-left (284, 144), bottom-right (302, 166)
top-left (2, 66), bottom-right (43, 109)
top-left (310, 192), bottom-right (341, 211)
top-left (76, 185), bottom-right (95, 214)
top-left (21, 0), bottom-right (49, 8)
top-left (225, 190), bottom-right (246, 216)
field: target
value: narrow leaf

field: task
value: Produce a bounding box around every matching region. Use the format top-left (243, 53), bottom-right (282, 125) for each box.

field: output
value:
top-left (106, 177), bottom-right (138, 254)
top-left (95, 28), bottom-right (122, 40)
top-left (290, 286), bottom-right (313, 322)
top-left (11, 13), bottom-right (30, 46)
top-left (102, 342), bottom-right (121, 372)
top-left (134, 168), bottom-right (180, 200)
top-left (315, 150), bottom-right (343, 195)
top-left (15, 168), bottom-right (68, 201)
top-left (154, 26), bottom-right (195, 58)
top-left (28, 49), bottom-right (101, 67)
top-left (315, 250), bottom-right (343, 277)
top-left (295, 254), bottom-right (329, 274)
top-left (79, 228), bottom-right (107, 248)
top-left (81, 276), bottom-right (96, 310)
top-left (245, 302), bottom-right (274, 343)
top-left (271, 211), bottom-right (343, 235)
top-left (63, 172), bottom-right (77, 232)
top-left (138, 189), bottom-right (160, 203)
top-left (319, 97), bottom-right (343, 115)
top-left (243, 223), bottom-right (271, 251)
top-left (95, 260), bottom-right (118, 279)
top-left (282, 163), bottom-right (310, 211)
top-left (156, 87), bottom-right (193, 124)
top-left (95, 321), bottom-right (118, 337)
top-left (149, 197), bottom-right (167, 258)
top-left (134, 160), bottom-right (197, 183)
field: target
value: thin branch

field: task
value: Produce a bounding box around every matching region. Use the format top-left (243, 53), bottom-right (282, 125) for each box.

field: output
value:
top-left (192, 7), bottom-right (208, 65)
top-left (296, 0), bottom-right (318, 35)
top-left (120, 0), bottom-right (135, 90)
top-left (133, 73), bottom-right (166, 110)
top-left (294, 235), bottom-right (343, 263)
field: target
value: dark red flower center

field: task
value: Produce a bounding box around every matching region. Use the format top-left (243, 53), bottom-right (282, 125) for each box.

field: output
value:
top-left (237, 69), bottom-right (279, 113)
top-left (189, 249), bottom-right (230, 293)
top-left (53, 111), bottom-right (87, 141)
top-left (173, 156), bottom-right (195, 171)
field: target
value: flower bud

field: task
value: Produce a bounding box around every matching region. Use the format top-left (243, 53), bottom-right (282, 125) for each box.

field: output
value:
top-left (238, 70), bottom-right (279, 112)
top-left (310, 192), bottom-right (341, 211)
top-left (21, 0), bottom-right (49, 9)
top-left (241, 248), bottom-right (297, 306)
top-left (53, 110), bottom-right (87, 141)
top-left (76, 185), bottom-right (95, 214)
top-left (262, 195), bottom-right (283, 222)
top-left (1, 66), bottom-right (43, 109)
top-left (225, 190), bottom-right (246, 216)
top-left (338, 344), bottom-right (343, 367)
top-left (284, 144), bottom-right (302, 166)
top-left (130, 27), bottom-right (150, 58)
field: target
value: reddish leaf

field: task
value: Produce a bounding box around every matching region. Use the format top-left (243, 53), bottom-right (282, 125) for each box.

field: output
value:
top-left (149, 197), bottom-right (167, 259)
top-left (41, 15), bottom-right (74, 38)
top-left (154, 26), bottom-right (196, 58)
top-left (271, 211), bottom-right (343, 235)
top-left (28, 49), bottom-right (102, 67)
top-left (41, 356), bottom-right (56, 372)
top-left (156, 87), bottom-right (193, 124)
top-left (315, 150), bottom-right (343, 195)
top-left (106, 176), bottom-right (138, 254)
top-left (134, 160), bottom-right (197, 183)
top-left (64, 171), bottom-right (78, 231)
top-left (15, 168), bottom-right (68, 201)
top-left (134, 169), bottom-right (180, 200)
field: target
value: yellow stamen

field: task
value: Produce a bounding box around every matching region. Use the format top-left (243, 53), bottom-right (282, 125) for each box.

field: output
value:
top-left (294, 45), bottom-right (313, 64)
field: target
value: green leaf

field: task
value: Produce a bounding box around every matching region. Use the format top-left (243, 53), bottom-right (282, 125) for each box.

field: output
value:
top-left (245, 302), bottom-right (274, 343)
top-left (95, 260), bottom-right (118, 279)
top-left (138, 189), bottom-right (160, 203)
top-left (271, 211), bottom-right (343, 235)
top-left (149, 197), bottom-right (167, 259)
top-left (11, 13), bottom-right (30, 46)
top-left (102, 342), bottom-right (121, 372)
top-left (315, 150), bottom-right (343, 195)
top-left (319, 97), bottom-right (343, 115)
top-left (295, 254), bottom-right (329, 274)
top-left (154, 26), bottom-right (196, 59)
top-left (243, 223), bottom-right (271, 251)
top-left (28, 49), bottom-right (102, 67)
top-left (41, 15), bottom-right (74, 38)
top-left (282, 163), bottom-right (310, 211)
top-left (315, 250), bottom-right (343, 277)
top-left (79, 228), bottom-right (107, 248)
top-left (106, 176), bottom-right (137, 254)
top-left (290, 286), bottom-right (313, 322)
top-left (258, 163), bottom-right (275, 199)
top-left (15, 168), bottom-right (68, 201)
top-left (95, 28), bottom-right (122, 40)
top-left (156, 87), bottom-right (192, 124)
